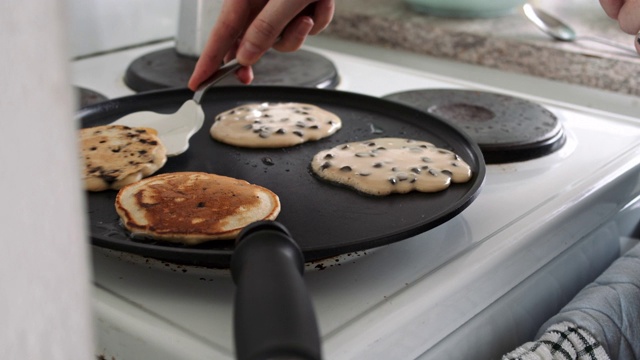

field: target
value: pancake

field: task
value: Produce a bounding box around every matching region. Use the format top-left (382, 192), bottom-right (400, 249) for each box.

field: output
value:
top-left (81, 125), bottom-right (167, 191)
top-left (210, 102), bottom-right (341, 148)
top-left (115, 172), bottom-right (281, 244)
top-left (310, 137), bottom-right (472, 196)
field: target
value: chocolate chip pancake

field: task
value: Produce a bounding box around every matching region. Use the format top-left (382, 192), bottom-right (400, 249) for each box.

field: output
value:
top-left (115, 172), bottom-right (281, 245)
top-left (81, 125), bottom-right (167, 192)
top-left (311, 137), bottom-right (473, 196)
top-left (210, 102), bottom-right (342, 148)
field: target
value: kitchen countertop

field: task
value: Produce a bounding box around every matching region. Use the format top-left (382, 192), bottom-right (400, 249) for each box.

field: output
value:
top-left (322, 0), bottom-right (640, 97)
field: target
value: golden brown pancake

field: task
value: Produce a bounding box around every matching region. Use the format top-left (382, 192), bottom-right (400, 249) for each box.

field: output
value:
top-left (115, 172), bottom-right (281, 244)
top-left (311, 137), bottom-right (472, 196)
top-left (210, 102), bottom-right (342, 148)
top-left (81, 125), bottom-right (167, 191)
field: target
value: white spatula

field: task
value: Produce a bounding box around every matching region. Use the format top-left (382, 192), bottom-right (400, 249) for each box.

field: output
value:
top-left (110, 59), bottom-right (242, 156)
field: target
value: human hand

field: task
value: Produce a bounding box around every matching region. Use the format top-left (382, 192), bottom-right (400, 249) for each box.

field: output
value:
top-left (188, 0), bottom-right (335, 91)
top-left (599, 0), bottom-right (640, 54)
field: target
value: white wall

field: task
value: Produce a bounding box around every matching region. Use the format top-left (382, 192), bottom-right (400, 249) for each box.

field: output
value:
top-left (0, 1), bottom-right (94, 359)
top-left (0, 1), bottom-right (187, 358)
top-left (66, 0), bottom-right (179, 57)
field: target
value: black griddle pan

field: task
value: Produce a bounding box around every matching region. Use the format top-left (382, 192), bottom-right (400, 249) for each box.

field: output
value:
top-left (78, 86), bottom-right (485, 268)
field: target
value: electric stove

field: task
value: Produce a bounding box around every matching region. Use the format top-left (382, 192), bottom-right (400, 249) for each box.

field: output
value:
top-left (72, 39), bottom-right (640, 360)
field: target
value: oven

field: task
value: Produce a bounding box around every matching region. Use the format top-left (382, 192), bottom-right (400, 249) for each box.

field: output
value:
top-left (69, 4), bottom-right (640, 360)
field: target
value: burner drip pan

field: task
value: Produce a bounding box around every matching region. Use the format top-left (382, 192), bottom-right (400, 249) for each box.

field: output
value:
top-left (384, 89), bottom-right (566, 164)
top-left (124, 47), bottom-right (340, 92)
top-left (75, 86), bottom-right (108, 109)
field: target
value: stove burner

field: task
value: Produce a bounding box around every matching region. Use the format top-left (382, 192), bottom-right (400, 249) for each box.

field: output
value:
top-left (124, 47), bottom-right (340, 92)
top-left (383, 89), bottom-right (566, 164)
top-left (75, 86), bottom-right (108, 109)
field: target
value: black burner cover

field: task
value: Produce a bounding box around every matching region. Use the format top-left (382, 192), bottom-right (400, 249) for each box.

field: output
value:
top-left (124, 47), bottom-right (340, 92)
top-left (383, 89), bottom-right (566, 164)
top-left (75, 86), bottom-right (108, 109)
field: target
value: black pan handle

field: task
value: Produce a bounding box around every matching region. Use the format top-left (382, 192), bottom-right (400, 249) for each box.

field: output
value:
top-left (231, 221), bottom-right (322, 360)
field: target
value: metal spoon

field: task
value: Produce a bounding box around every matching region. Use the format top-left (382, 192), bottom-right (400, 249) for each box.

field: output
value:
top-left (111, 59), bottom-right (242, 156)
top-left (523, 3), bottom-right (637, 55)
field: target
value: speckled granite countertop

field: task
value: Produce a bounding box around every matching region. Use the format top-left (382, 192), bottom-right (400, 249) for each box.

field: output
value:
top-left (322, 0), bottom-right (640, 97)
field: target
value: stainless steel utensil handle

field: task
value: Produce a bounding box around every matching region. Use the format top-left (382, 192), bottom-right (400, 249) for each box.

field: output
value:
top-left (579, 35), bottom-right (639, 56)
top-left (192, 59), bottom-right (242, 104)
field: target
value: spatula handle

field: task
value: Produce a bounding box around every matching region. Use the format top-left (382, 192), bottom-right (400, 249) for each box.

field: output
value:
top-left (231, 221), bottom-right (322, 360)
top-left (192, 59), bottom-right (242, 104)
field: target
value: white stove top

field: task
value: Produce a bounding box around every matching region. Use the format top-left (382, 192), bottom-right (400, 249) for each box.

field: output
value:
top-left (74, 39), bottom-right (640, 360)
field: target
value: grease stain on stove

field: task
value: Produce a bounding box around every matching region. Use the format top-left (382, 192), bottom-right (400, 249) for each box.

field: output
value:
top-left (159, 261), bottom-right (189, 273)
top-left (306, 250), bottom-right (371, 271)
top-left (96, 355), bottom-right (116, 360)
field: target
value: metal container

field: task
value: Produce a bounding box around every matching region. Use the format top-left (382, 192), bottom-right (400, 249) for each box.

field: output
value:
top-left (176, 0), bottom-right (223, 57)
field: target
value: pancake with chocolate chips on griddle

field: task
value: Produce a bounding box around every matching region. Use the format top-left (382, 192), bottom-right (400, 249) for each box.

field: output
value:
top-left (81, 124), bottom-right (167, 191)
top-left (210, 102), bottom-right (342, 148)
top-left (115, 172), bottom-right (281, 245)
top-left (311, 137), bottom-right (472, 196)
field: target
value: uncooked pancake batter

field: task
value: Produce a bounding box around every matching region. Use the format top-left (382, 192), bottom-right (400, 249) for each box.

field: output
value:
top-left (311, 137), bottom-right (472, 196)
top-left (210, 102), bottom-right (341, 148)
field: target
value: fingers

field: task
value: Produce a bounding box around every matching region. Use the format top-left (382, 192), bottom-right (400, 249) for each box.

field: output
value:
top-left (599, 0), bottom-right (625, 19)
top-left (599, 0), bottom-right (640, 55)
top-left (610, 0), bottom-right (640, 54)
top-left (188, 0), bottom-right (252, 90)
top-left (309, 0), bottom-right (335, 35)
top-left (273, 16), bottom-right (315, 52)
top-left (236, 65), bottom-right (254, 85)
top-left (616, 0), bottom-right (640, 34)
top-left (236, 0), bottom-right (318, 65)
top-left (189, 0), bottom-right (336, 89)
top-left (267, 0), bottom-right (335, 53)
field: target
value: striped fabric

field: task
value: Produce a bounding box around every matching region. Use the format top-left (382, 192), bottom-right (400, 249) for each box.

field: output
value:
top-left (502, 322), bottom-right (610, 360)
